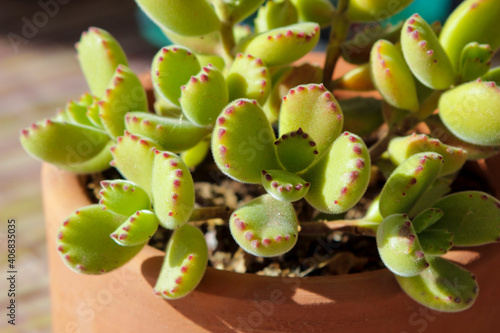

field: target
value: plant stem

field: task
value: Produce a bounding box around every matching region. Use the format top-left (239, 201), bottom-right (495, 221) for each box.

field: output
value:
top-left (219, 21), bottom-right (236, 67)
top-left (188, 206), bottom-right (377, 237)
top-left (323, 0), bottom-right (350, 87)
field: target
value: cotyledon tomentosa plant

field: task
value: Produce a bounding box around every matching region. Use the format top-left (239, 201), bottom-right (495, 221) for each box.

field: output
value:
top-left (19, 0), bottom-right (500, 312)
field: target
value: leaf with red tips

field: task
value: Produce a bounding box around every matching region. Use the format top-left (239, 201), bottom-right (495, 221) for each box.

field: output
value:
top-left (226, 53), bottom-right (271, 105)
top-left (261, 170), bottom-right (309, 202)
top-left (20, 119), bottom-right (112, 173)
top-left (291, 0), bottom-right (335, 27)
top-left (212, 99), bottom-right (281, 183)
top-left (370, 40), bottom-right (419, 112)
top-left (482, 66), bottom-right (500, 85)
top-left (279, 84), bottom-right (343, 158)
top-left (346, 0), bottom-right (414, 22)
top-left (152, 46), bottom-right (201, 107)
top-left (111, 210), bottom-right (158, 246)
top-left (99, 180), bottom-right (150, 216)
top-left (377, 214), bottom-right (428, 277)
top-left (264, 63), bottom-right (323, 122)
top-left (401, 15), bottom-right (456, 89)
top-left (56, 205), bottom-right (145, 274)
top-left (427, 191), bottom-right (500, 246)
top-left (438, 80), bottom-right (500, 147)
top-left (408, 178), bottom-right (452, 218)
top-left (388, 134), bottom-right (467, 176)
top-left (439, 0), bottom-right (500, 71)
top-left (152, 151), bottom-right (194, 229)
top-left (86, 98), bottom-right (103, 128)
top-left (180, 64), bottom-right (228, 126)
top-left (76, 27), bottom-right (128, 98)
top-left (412, 208), bottom-right (444, 233)
top-left (98, 65), bottom-right (148, 139)
top-left (162, 29), bottom-right (221, 55)
top-left (230, 194), bottom-right (299, 257)
top-left (459, 42), bottom-right (493, 82)
top-left (303, 132), bottom-right (371, 214)
top-left (379, 152), bottom-right (443, 218)
top-left (396, 256), bottom-right (478, 312)
top-left (254, 0), bottom-right (298, 33)
top-left (125, 112), bottom-right (210, 152)
top-left (275, 129), bottom-right (318, 172)
top-left (111, 132), bottom-right (158, 196)
top-left (64, 96), bottom-right (95, 127)
top-left (418, 229), bottom-right (454, 256)
top-left (135, 0), bottom-right (220, 36)
top-left (180, 135), bottom-right (211, 169)
top-left (237, 23), bottom-right (320, 67)
top-left (155, 223), bottom-right (208, 300)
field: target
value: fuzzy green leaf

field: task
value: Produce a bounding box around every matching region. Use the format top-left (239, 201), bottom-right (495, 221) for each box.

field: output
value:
top-left (181, 136), bottom-right (211, 169)
top-left (111, 210), bottom-right (159, 246)
top-left (76, 27), bottom-right (128, 98)
top-left (377, 214), bottom-right (428, 277)
top-left (303, 132), bottom-right (371, 214)
top-left (230, 194), bottom-right (299, 257)
top-left (152, 151), bottom-right (194, 229)
top-left (261, 170), bottom-right (309, 202)
top-left (395, 256), bottom-right (478, 312)
top-left (98, 180), bottom-right (151, 216)
top-left (154, 224), bottom-right (208, 300)
top-left (275, 128), bottom-right (319, 173)
top-left (418, 229), bottom-right (454, 256)
top-left (412, 208), bottom-right (444, 233)
top-left (56, 205), bottom-right (145, 274)
top-left (459, 42), bottom-right (493, 82)
top-left (254, 0), bottom-right (298, 33)
top-left (291, 0), bottom-right (334, 27)
top-left (346, 0), bottom-right (414, 22)
top-left (428, 191), bottom-right (500, 246)
top-left (438, 80), bottom-right (500, 147)
top-left (212, 99), bottom-right (281, 183)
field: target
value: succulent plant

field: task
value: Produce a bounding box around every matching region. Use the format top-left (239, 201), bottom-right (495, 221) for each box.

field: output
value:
top-left (21, 0), bottom-right (500, 314)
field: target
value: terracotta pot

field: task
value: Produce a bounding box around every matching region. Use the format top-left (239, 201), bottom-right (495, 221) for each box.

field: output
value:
top-left (43, 159), bottom-right (500, 333)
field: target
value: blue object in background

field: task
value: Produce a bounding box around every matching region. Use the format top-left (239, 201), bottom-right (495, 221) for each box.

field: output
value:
top-left (136, 9), bottom-right (171, 48)
top-left (386, 0), bottom-right (453, 25)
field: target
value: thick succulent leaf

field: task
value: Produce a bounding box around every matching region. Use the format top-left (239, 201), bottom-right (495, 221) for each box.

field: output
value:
top-left (459, 42), bottom-right (493, 82)
top-left (98, 65), bottom-right (148, 139)
top-left (162, 29), bottom-right (220, 55)
top-left (151, 151), bottom-right (194, 229)
top-left (408, 178), bottom-right (452, 218)
top-left (237, 23), bottom-right (320, 67)
top-left (401, 14), bottom-right (456, 90)
top-left (181, 136), bottom-right (211, 169)
top-left (196, 54), bottom-right (225, 71)
top-left (363, 195), bottom-right (383, 224)
top-left (154, 224), bottom-right (208, 300)
top-left (111, 210), bottom-right (159, 246)
top-left (254, 0), bottom-right (298, 33)
top-left (212, 99), bottom-right (281, 183)
top-left (65, 100), bottom-right (94, 127)
top-left (111, 132), bottom-right (158, 196)
top-left (230, 194), bottom-right (299, 257)
top-left (425, 115), bottom-right (500, 160)
top-left (125, 112), bottom-right (211, 153)
top-left (339, 98), bottom-right (384, 137)
top-left (379, 153), bottom-right (444, 218)
top-left (335, 63), bottom-right (375, 91)
top-left (75, 27), bottom-right (128, 98)
top-left (482, 66), bottom-right (500, 85)
top-left (395, 257), bottom-right (478, 312)
top-left (20, 119), bottom-right (112, 173)
top-left (341, 21), bottom-right (403, 64)
top-left (86, 98), bottom-right (103, 128)
top-left (428, 191), bottom-right (500, 246)
top-left (153, 95), bottom-right (183, 118)
top-left (370, 40), bottom-right (419, 112)
top-left (377, 214), bottom-right (428, 277)
top-left (261, 170), bottom-right (310, 202)
top-left (279, 84), bottom-right (343, 158)
top-left (180, 64), bottom-right (228, 126)
top-left (412, 208), bottom-right (444, 233)
top-left (303, 132), bottom-right (371, 214)
top-left (418, 229), bottom-right (454, 256)
top-left (152, 46), bottom-right (201, 107)
top-left (98, 180), bottom-right (151, 216)
top-left (439, 0), bottom-right (500, 70)
top-left (291, 0), bottom-right (334, 27)
top-left (438, 80), bottom-right (500, 147)
top-left (215, 0), bottom-right (266, 24)
top-left (226, 53), bottom-right (271, 105)
top-left (56, 205), bottom-right (145, 274)
top-left (388, 134), bottom-right (467, 176)
top-left (275, 128), bottom-right (318, 173)
top-left (135, 0), bottom-right (220, 36)
top-left (264, 64), bottom-right (323, 122)
top-left (346, 0), bottom-right (414, 22)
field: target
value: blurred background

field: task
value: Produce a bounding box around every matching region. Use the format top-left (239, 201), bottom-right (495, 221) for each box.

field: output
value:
top-left (0, 0), bottom-right (475, 332)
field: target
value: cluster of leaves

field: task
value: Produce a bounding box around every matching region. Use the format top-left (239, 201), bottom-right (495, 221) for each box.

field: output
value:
top-left (20, 0), bottom-right (500, 311)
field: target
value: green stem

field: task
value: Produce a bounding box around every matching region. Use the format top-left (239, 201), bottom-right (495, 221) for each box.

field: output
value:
top-left (323, 0), bottom-right (350, 87)
top-left (219, 21), bottom-right (236, 67)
